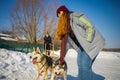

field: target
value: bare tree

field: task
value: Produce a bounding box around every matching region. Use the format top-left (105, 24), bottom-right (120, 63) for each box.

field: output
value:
top-left (42, 1), bottom-right (58, 38)
top-left (11, 0), bottom-right (58, 44)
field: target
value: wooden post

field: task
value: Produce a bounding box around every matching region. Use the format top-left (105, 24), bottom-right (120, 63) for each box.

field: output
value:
top-left (44, 44), bottom-right (47, 55)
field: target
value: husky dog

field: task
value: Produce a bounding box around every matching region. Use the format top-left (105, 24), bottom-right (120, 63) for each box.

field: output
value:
top-left (51, 60), bottom-right (67, 80)
top-left (28, 47), bottom-right (67, 80)
top-left (29, 47), bottom-right (53, 80)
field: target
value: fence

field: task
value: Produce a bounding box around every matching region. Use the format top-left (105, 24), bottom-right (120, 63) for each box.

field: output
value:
top-left (0, 39), bottom-right (44, 53)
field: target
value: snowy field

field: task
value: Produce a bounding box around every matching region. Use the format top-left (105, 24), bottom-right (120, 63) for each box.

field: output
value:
top-left (0, 48), bottom-right (120, 80)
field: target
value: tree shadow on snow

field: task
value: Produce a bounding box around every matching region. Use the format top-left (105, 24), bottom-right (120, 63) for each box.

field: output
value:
top-left (67, 72), bottom-right (105, 80)
top-left (92, 72), bottom-right (105, 80)
top-left (67, 75), bottom-right (78, 80)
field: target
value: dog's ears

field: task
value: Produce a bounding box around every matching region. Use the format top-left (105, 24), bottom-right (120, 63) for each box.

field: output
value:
top-left (33, 47), bottom-right (41, 53)
top-left (52, 63), bottom-right (56, 68)
top-left (36, 47), bottom-right (41, 53)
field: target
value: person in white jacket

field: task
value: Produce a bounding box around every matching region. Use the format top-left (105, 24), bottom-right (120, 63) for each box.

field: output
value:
top-left (55, 5), bottom-right (105, 80)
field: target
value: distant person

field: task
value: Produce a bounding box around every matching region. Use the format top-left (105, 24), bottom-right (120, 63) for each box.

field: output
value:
top-left (55, 5), bottom-right (105, 80)
top-left (44, 32), bottom-right (52, 56)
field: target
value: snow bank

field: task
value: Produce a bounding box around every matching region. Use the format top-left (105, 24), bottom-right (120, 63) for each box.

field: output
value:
top-left (0, 33), bottom-right (11, 37)
top-left (0, 49), bottom-right (37, 80)
top-left (0, 33), bottom-right (17, 41)
top-left (0, 48), bottom-right (120, 80)
top-left (97, 51), bottom-right (120, 59)
top-left (66, 49), bottom-right (78, 58)
top-left (0, 37), bottom-right (17, 41)
top-left (54, 49), bottom-right (78, 58)
top-left (93, 51), bottom-right (120, 80)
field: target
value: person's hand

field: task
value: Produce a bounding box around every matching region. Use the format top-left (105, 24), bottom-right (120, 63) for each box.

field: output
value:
top-left (55, 59), bottom-right (63, 65)
top-left (58, 58), bottom-right (65, 65)
top-left (59, 60), bottom-right (62, 65)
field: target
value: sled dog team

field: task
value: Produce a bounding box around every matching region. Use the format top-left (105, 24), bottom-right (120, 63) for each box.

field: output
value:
top-left (28, 47), bottom-right (67, 80)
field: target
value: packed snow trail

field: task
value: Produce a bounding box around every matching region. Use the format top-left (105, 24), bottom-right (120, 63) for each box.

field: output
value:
top-left (0, 49), bottom-right (120, 80)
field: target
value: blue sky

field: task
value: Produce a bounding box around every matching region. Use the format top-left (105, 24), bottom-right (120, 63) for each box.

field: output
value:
top-left (0, 0), bottom-right (15, 30)
top-left (0, 0), bottom-right (120, 48)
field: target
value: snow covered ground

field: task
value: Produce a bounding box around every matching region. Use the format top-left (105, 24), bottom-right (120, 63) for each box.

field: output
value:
top-left (92, 51), bottom-right (120, 80)
top-left (0, 49), bottom-right (37, 80)
top-left (65, 49), bottom-right (120, 80)
top-left (0, 48), bottom-right (120, 80)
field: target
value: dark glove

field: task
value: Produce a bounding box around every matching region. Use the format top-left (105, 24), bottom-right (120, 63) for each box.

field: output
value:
top-left (59, 58), bottom-right (65, 65)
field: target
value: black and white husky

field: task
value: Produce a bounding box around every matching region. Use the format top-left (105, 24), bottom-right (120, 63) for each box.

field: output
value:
top-left (51, 59), bottom-right (67, 80)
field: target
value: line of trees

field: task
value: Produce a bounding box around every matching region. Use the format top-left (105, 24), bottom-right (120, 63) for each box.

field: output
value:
top-left (10, 0), bottom-right (59, 44)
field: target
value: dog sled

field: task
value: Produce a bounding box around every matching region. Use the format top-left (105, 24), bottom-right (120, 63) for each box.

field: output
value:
top-left (44, 42), bottom-right (59, 58)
